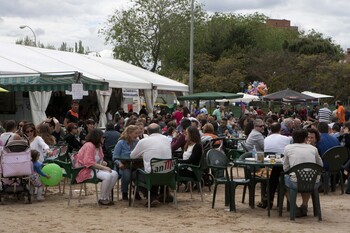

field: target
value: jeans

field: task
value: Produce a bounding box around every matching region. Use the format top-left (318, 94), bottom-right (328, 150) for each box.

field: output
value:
top-left (119, 168), bottom-right (131, 193)
top-left (284, 175), bottom-right (320, 190)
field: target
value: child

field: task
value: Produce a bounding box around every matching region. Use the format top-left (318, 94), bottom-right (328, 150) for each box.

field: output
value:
top-left (30, 149), bottom-right (50, 201)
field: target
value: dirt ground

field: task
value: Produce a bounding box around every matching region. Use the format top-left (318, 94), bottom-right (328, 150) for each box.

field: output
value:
top-left (0, 178), bottom-right (349, 233)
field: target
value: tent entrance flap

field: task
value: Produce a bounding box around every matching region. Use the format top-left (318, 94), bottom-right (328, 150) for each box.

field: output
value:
top-left (0, 72), bottom-right (109, 92)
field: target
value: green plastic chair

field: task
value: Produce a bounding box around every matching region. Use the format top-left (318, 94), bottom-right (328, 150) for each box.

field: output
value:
top-left (278, 163), bottom-right (324, 221)
top-left (55, 155), bottom-right (101, 206)
top-left (132, 158), bottom-right (177, 211)
top-left (207, 149), bottom-right (250, 212)
top-left (322, 146), bottom-right (349, 194)
top-left (177, 163), bottom-right (203, 201)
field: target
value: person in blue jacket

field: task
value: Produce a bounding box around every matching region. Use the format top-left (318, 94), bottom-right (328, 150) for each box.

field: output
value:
top-left (30, 150), bottom-right (50, 201)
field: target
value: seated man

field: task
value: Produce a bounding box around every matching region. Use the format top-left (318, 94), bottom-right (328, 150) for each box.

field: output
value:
top-left (258, 122), bottom-right (291, 209)
top-left (245, 119), bottom-right (265, 152)
top-left (283, 129), bottom-right (323, 217)
top-left (217, 118), bottom-right (237, 137)
top-left (316, 122), bottom-right (340, 157)
top-left (130, 123), bottom-right (172, 206)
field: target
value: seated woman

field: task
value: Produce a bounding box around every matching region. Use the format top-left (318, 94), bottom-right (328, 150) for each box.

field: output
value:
top-left (112, 125), bottom-right (139, 201)
top-left (23, 122), bottom-right (52, 162)
top-left (37, 123), bottom-right (56, 147)
top-left (201, 123), bottom-right (221, 147)
top-left (74, 129), bottom-right (118, 206)
top-left (178, 126), bottom-right (203, 178)
top-left (64, 123), bottom-right (82, 153)
top-left (283, 129), bottom-right (323, 217)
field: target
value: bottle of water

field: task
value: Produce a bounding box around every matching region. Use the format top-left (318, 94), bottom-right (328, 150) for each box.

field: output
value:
top-left (252, 145), bottom-right (257, 161)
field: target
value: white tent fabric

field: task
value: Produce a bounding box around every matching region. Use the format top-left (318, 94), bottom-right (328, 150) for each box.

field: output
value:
top-left (88, 56), bottom-right (188, 92)
top-left (216, 92), bottom-right (260, 103)
top-left (0, 43), bottom-right (151, 89)
top-left (24, 45), bottom-right (152, 90)
top-left (301, 91), bottom-right (333, 99)
top-left (0, 43), bottom-right (188, 91)
top-left (29, 91), bottom-right (52, 126)
top-left (144, 88), bottom-right (158, 118)
top-left (96, 89), bottom-right (112, 128)
top-left (0, 57), bottom-right (37, 74)
top-left (0, 42), bottom-right (188, 123)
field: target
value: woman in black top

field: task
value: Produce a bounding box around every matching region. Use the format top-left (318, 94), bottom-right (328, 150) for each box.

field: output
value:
top-left (178, 126), bottom-right (203, 178)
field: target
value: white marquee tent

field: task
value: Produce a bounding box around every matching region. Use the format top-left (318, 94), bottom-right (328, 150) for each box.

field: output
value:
top-left (0, 42), bottom-right (188, 126)
top-left (301, 91), bottom-right (333, 99)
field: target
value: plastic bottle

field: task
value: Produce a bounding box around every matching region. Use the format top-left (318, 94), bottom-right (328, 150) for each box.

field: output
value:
top-left (252, 145), bottom-right (257, 161)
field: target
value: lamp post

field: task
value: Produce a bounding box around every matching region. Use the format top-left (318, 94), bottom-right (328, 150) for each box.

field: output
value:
top-left (19, 25), bottom-right (36, 47)
top-left (189, 0), bottom-right (194, 95)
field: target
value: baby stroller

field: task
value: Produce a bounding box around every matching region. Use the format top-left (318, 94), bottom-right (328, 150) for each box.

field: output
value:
top-left (0, 137), bottom-right (33, 204)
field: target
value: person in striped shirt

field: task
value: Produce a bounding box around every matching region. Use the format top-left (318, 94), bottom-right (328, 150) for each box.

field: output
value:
top-left (318, 103), bottom-right (332, 123)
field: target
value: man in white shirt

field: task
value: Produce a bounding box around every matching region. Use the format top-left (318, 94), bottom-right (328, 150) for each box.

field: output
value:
top-left (264, 122), bottom-right (291, 154)
top-left (130, 123), bottom-right (172, 205)
top-left (259, 122), bottom-right (291, 209)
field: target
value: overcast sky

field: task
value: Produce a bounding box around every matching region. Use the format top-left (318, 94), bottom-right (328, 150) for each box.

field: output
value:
top-left (1, 0), bottom-right (349, 57)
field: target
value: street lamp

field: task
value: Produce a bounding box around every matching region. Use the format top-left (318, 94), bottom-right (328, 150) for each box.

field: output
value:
top-left (189, 0), bottom-right (194, 95)
top-left (19, 25), bottom-right (36, 46)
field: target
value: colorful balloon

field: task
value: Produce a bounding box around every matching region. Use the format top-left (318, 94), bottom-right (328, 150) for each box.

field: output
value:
top-left (41, 163), bottom-right (63, 186)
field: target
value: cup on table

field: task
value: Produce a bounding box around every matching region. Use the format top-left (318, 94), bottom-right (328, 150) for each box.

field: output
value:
top-left (270, 154), bottom-right (276, 164)
top-left (257, 152), bottom-right (264, 163)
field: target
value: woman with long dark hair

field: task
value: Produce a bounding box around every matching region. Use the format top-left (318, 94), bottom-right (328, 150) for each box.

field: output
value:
top-left (74, 129), bottom-right (118, 205)
top-left (178, 126), bottom-right (203, 178)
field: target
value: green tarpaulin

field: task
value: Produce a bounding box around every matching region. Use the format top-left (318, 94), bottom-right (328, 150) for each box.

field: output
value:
top-left (0, 72), bottom-right (109, 92)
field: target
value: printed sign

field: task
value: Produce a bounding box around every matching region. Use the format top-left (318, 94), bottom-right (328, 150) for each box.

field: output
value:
top-left (122, 89), bottom-right (139, 98)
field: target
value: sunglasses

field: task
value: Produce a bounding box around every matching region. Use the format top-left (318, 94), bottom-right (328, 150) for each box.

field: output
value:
top-left (257, 125), bottom-right (264, 128)
top-left (26, 129), bottom-right (34, 134)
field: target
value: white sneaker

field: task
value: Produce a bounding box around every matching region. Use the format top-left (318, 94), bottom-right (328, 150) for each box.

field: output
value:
top-left (36, 196), bottom-right (45, 201)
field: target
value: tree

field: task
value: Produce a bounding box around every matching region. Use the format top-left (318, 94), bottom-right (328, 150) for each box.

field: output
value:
top-left (75, 40), bottom-right (85, 54)
top-left (283, 29), bottom-right (343, 61)
top-left (100, 0), bottom-right (205, 72)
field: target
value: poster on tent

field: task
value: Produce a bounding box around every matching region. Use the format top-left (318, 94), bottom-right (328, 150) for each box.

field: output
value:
top-left (123, 97), bottom-right (140, 113)
top-left (66, 84), bottom-right (88, 99)
top-left (122, 88), bottom-right (139, 98)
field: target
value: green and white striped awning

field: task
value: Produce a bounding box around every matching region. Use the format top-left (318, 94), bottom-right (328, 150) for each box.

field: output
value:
top-left (0, 72), bottom-right (109, 92)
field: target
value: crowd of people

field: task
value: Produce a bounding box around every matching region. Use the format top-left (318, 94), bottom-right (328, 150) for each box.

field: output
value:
top-left (0, 99), bottom-right (349, 209)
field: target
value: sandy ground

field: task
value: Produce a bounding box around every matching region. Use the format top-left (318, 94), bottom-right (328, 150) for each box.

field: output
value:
top-left (0, 174), bottom-right (349, 233)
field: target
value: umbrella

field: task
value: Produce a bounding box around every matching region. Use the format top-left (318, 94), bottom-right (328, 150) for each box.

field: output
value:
top-left (217, 93), bottom-right (260, 103)
top-left (177, 91), bottom-right (243, 101)
top-left (262, 88), bottom-right (315, 102)
top-left (301, 91), bottom-right (333, 99)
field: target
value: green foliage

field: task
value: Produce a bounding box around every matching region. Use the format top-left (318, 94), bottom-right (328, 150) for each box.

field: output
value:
top-left (100, 0), bottom-right (205, 72)
top-left (284, 29), bottom-right (343, 61)
top-left (99, 2), bottom-right (350, 102)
